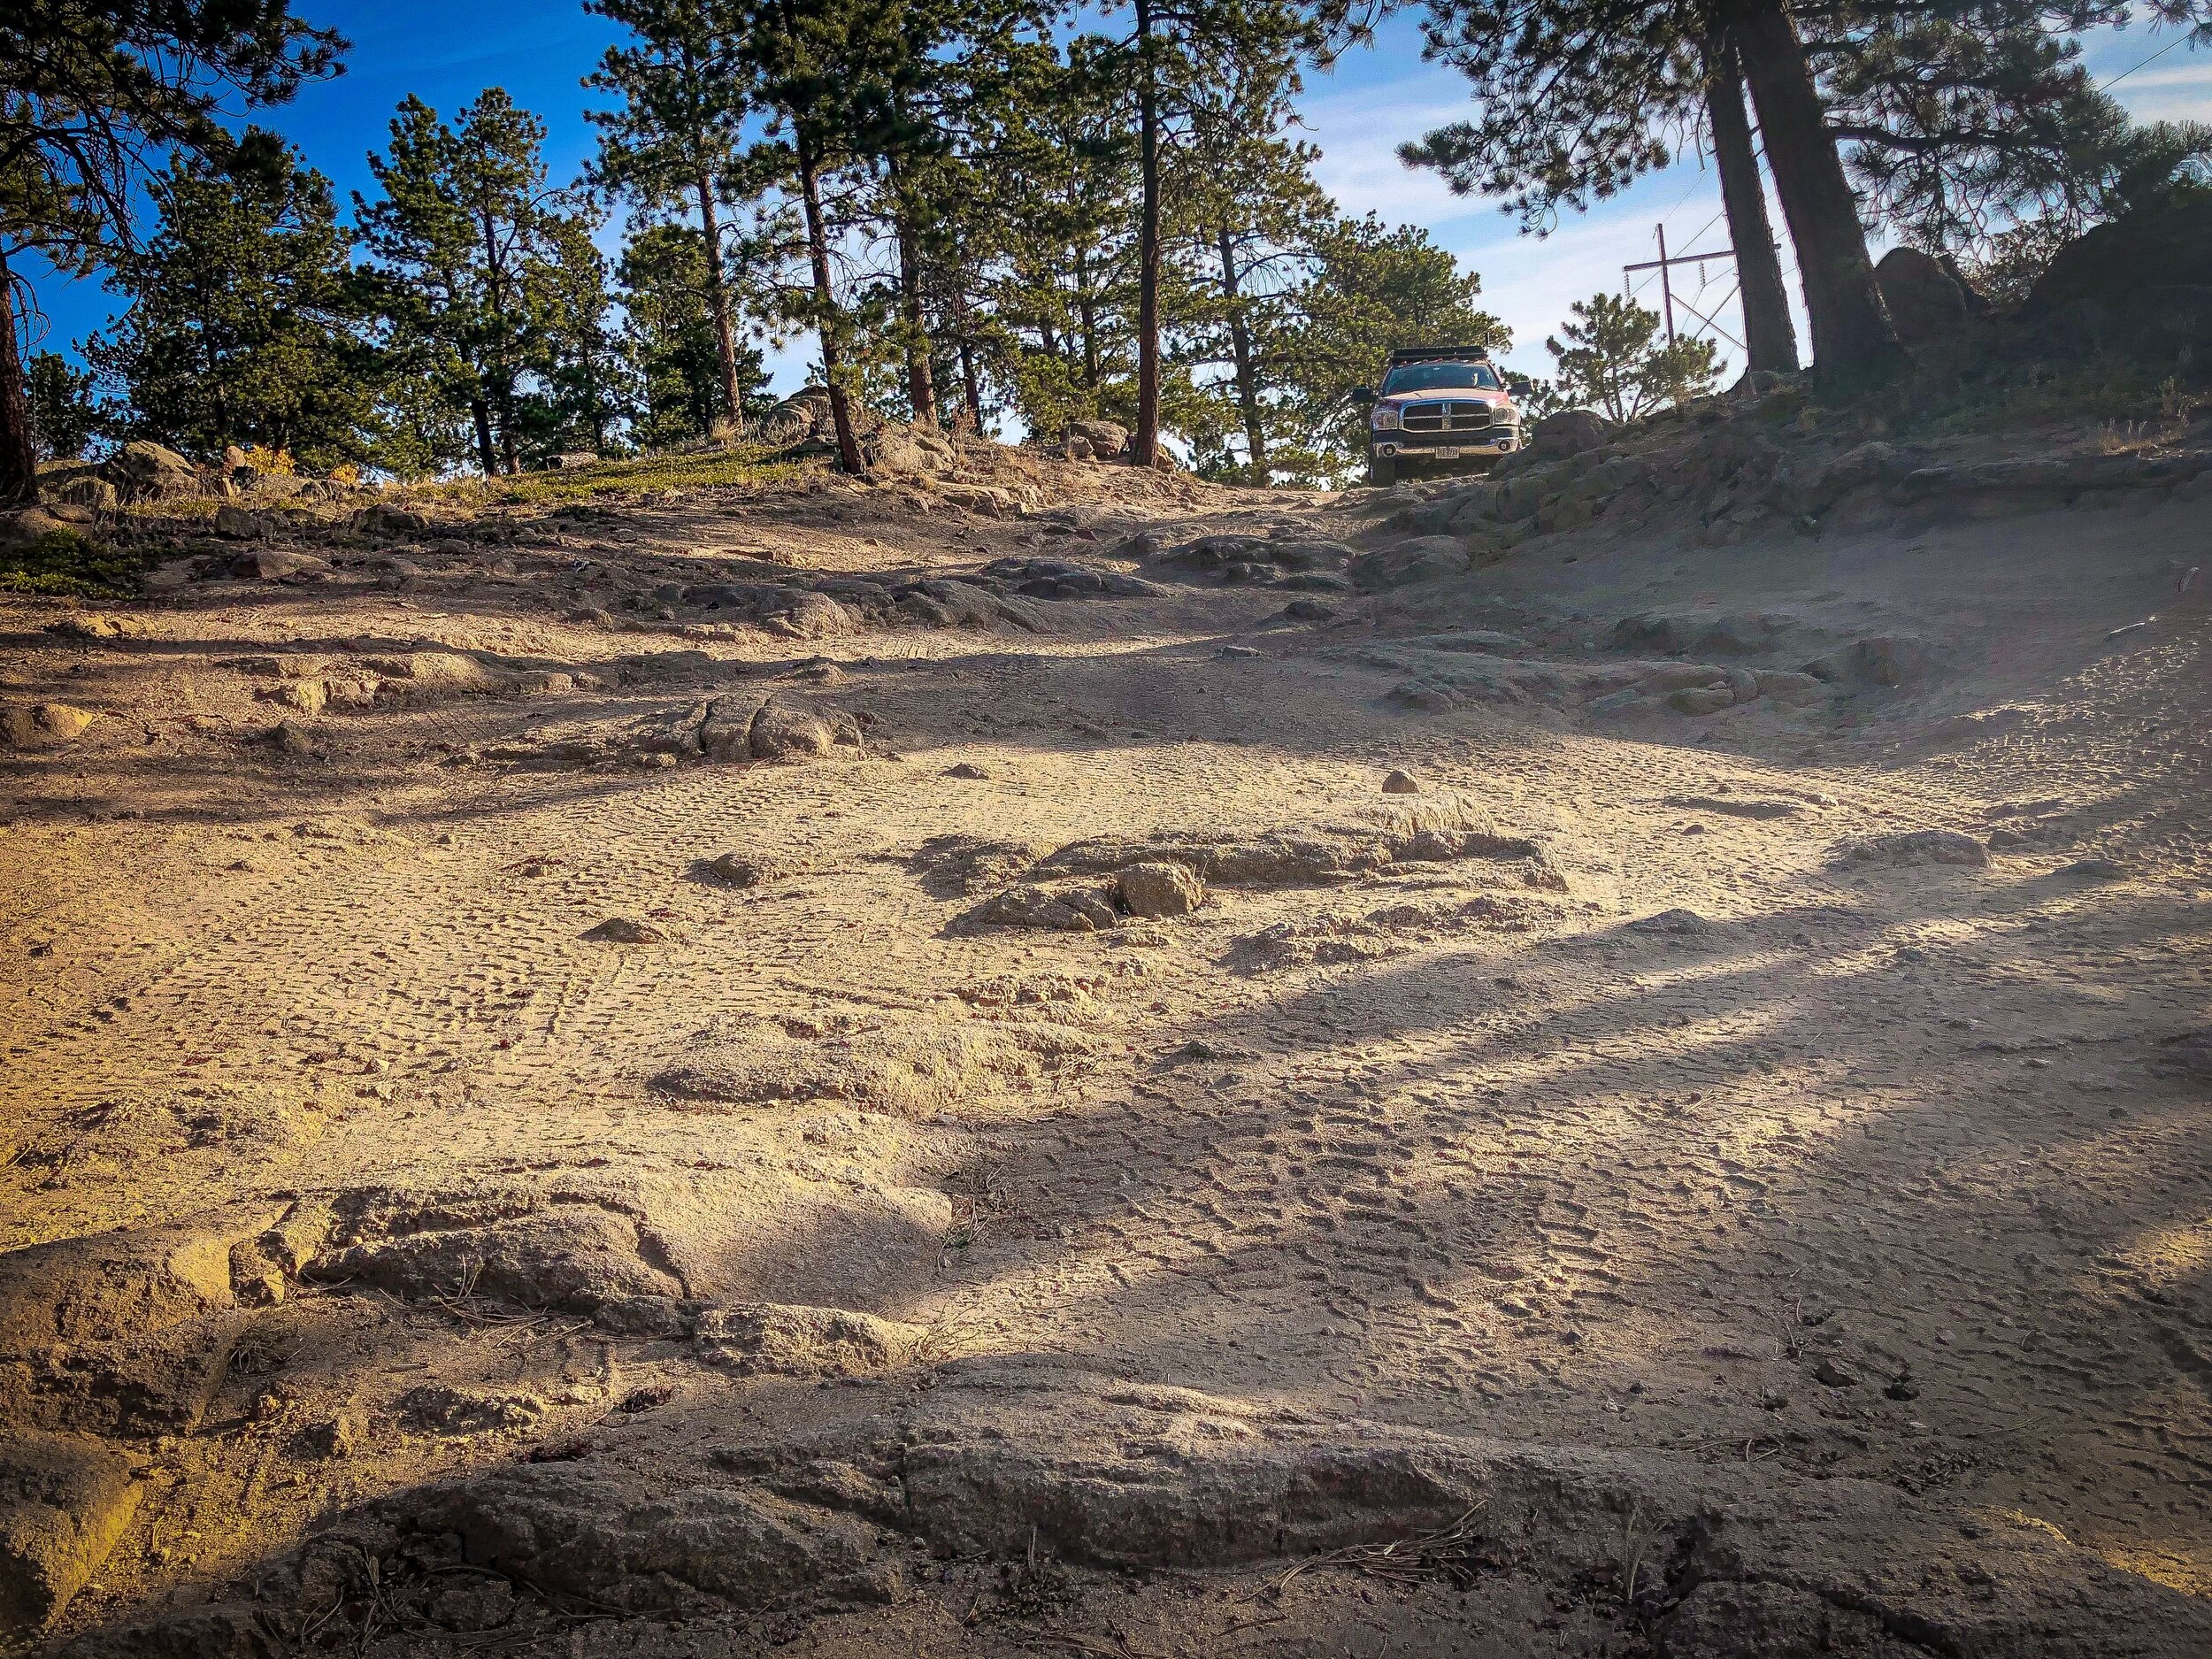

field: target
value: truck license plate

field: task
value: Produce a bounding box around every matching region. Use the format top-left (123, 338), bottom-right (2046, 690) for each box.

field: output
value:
top-left (1433, 447), bottom-right (1463, 459)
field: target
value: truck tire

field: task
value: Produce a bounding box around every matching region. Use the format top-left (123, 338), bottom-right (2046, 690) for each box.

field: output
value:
top-left (1369, 455), bottom-right (1396, 488)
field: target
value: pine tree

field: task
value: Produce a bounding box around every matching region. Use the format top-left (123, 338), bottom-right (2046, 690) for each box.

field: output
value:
top-left (1404, 0), bottom-right (1890, 377)
top-left (1118, 0), bottom-right (1318, 467)
top-left (1279, 216), bottom-right (1509, 477)
top-left (1547, 290), bottom-right (1721, 420)
top-left (527, 207), bottom-right (635, 457)
top-left (356, 90), bottom-right (565, 476)
top-left (585, 0), bottom-right (749, 420)
top-left (1704, 27), bottom-right (1800, 372)
top-left (619, 222), bottom-right (772, 447)
top-left (87, 138), bottom-right (378, 470)
top-left (1163, 27), bottom-right (1335, 480)
top-left (23, 352), bottom-right (101, 461)
top-left (717, 0), bottom-right (919, 474)
top-left (1402, 0), bottom-right (1832, 375)
top-left (1814, 5), bottom-right (2185, 253)
top-left (1404, 0), bottom-right (2199, 382)
top-left (970, 35), bottom-right (1141, 438)
top-left (0, 0), bottom-right (344, 502)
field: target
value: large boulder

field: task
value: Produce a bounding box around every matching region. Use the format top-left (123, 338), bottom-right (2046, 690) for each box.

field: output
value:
top-left (1064, 419), bottom-right (1130, 461)
top-left (2024, 194), bottom-right (2212, 354)
top-left (1875, 247), bottom-right (1969, 346)
top-left (696, 694), bottom-right (865, 764)
top-left (1529, 408), bottom-right (1617, 457)
top-left (44, 473), bottom-right (117, 514)
top-left (99, 441), bottom-right (202, 503)
top-left (864, 420), bottom-right (955, 479)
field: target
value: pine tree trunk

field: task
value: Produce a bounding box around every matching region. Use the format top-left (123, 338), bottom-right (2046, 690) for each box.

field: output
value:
top-left (794, 129), bottom-right (866, 476)
top-left (1704, 29), bottom-right (1800, 375)
top-left (1131, 0), bottom-right (1161, 468)
top-left (471, 395), bottom-right (498, 479)
top-left (696, 170), bottom-right (743, 422)
top-left (959, 336), bottom-right (983, 430)
top-left (1217, 224), bottom-right (1268, 482)
top-left (887, 155), bottom-right (938, 426)
top-left (0, 251), bottom-right (40, 507)
top-left (1072, 246), bottom-right (1099, 391)
top-left (477, 208), bottom-right (526, 474)
top-left (1727, 0), bottom-right (1899, 380)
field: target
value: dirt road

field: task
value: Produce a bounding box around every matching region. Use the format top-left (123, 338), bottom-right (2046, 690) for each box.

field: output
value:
top-left (4, 429), bottom-right (2210, 1656)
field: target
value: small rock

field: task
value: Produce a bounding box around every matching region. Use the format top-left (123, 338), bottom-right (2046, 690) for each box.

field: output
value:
top-left (267, 718), bottom-right (319, 757)
top-left (354, 503), bottom-right (430, 536)
top-left (701, 853), bottom-right (795, 887)
top-left (295, 1415), bottom-right (357, 1461)
top-left (1115, 862), bottom-right (1204, 919)
top-left (1380, 769), bottom-right (1421, 795)
top-left (1629, 908), bottom-right (1715, 937)
top-left (1847, 829), bottom-right (1989, 868)
top-left (425, 1578), bottom-right (517, 1632)
top-left (212, 503), bottom-right (265, 540)
top-left (401, 1384), bottom-right (545, 1436)
top-left (584, 917), bottom-right (664, 944)
top-left (946, 761), bottom-right (992, 780)
top-left (45, 613), bottom-right (130, 641)
top-left (1668, 686), bottom-right (1736, 717)
top-left (231, 547), bottom-right (330, 581)
top-left (693, 1302), bottom-right (924, 1378)
top-left (960, 881), bottom-right (1119, 933)
top-left (2057, 857), bottom-right (2125, 880)
top-left (0, 703), bottom-right (97, 750)
top-left (744, 694), bottom-right (864, 762)
top-left (1812, 1358), bottom-right (1861, 1388)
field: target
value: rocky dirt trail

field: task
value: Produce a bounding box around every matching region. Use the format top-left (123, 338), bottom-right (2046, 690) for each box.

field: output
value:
top-left (3, 408), bottom-right (2210, 1657)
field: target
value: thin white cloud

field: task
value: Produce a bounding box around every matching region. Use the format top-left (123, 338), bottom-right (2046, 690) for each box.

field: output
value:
top-left (2106, 58), bottom-right (2212, 124)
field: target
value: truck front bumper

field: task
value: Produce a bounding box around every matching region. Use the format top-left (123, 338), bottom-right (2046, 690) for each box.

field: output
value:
top-left (1371, 431), bottom-right (1519, 463)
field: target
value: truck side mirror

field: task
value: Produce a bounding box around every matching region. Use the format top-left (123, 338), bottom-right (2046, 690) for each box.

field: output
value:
top-left (1351, 388), bottom-right (1377, 406)
top-left (1509, 379), bottom-right (1533, 398)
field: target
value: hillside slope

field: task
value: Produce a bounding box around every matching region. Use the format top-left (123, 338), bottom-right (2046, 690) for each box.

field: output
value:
top-left (3, 408), bottom-right (2209, 1658)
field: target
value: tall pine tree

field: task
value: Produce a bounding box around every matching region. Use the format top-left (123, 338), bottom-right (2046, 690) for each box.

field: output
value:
top-left (356, 90), bottom-right (565, 475)
top-left (585, 0), bottom-right (750, 421)
top-left (0, 0), bottom-right (343, 502)
top-left (88, 137), bottom-right (378, 470)
top-left (1163, 28), bottom-right (1334, 479)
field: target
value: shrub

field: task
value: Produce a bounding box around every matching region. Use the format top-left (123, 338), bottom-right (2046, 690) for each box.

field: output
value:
top-left (0, 530), bottom-right (145, 596)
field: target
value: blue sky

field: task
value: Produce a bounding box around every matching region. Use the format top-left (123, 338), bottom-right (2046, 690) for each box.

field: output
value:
top-left (22, 3), bottom-right (2212, 396)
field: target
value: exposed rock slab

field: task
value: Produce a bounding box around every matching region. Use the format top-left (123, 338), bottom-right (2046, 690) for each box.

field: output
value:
top-left (0, 1432), bottom-right (141, 1636)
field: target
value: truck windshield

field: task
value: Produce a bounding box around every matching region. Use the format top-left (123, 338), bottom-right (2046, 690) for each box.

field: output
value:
top-left (1382, 362), bottom-right (1502, 394)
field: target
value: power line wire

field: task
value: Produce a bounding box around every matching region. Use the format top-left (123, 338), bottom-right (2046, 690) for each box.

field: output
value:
top-left (2100, 30), bottom-right (2193, 90)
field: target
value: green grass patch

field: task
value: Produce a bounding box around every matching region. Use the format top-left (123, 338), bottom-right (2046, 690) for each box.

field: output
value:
top-left (413, 446), bottom-right (810, 511)
top-left (0, 530), bottom-right (145, 597)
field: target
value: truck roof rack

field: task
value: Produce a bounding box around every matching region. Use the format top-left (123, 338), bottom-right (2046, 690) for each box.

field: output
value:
top-left (1386, 344), bottom-right (1494, 366)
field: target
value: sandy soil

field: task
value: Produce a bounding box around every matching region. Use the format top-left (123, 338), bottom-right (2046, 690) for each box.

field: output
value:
top-left (3, 433), bottom-right (2209, 1658)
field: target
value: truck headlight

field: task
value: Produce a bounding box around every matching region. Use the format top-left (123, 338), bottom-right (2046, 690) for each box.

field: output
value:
top-left (1371, 405), bottom-right (1401, 431)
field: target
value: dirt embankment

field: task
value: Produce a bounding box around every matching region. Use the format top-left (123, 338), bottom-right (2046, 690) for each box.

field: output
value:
top-left (4, 400), bottom-right (2211, 1658)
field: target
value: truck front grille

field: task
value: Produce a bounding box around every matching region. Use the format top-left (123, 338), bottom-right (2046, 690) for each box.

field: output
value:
top-left (1401, 401), bottom-right (1501, 433)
